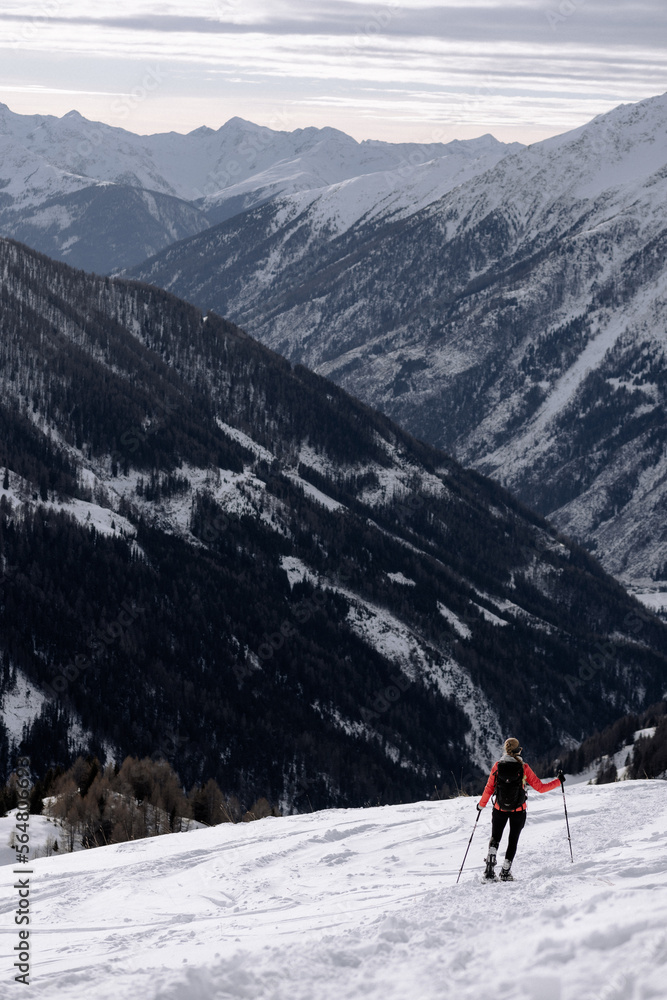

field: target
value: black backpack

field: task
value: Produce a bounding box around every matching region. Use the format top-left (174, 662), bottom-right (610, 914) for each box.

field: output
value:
top-left (495, 758), bottom-right (526, 811)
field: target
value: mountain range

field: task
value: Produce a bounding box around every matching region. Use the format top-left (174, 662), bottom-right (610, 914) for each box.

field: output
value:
top-left (2, 237), bottom-right (666, 807)
top-left (7, 97), bottom-right (666, 589)
top-left (0, 103), bottom-right (519, 272)
top-left (125, 93), bottom-right (667, 591)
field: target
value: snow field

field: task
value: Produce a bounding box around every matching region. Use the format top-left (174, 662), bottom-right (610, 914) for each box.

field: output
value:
top-left (0, 810), bottom-right (64, 868)
top-left (1, 780), bottom-right (666, 999)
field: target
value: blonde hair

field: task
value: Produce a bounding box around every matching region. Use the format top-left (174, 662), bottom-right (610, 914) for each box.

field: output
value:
top-left (504, 737), bottom-right (522, 758)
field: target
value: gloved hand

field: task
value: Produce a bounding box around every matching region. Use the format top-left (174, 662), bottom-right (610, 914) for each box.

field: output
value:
top-left (476, 802), bottom-right (484, 812)
top-left (557, 769), bottom-right (565, 784)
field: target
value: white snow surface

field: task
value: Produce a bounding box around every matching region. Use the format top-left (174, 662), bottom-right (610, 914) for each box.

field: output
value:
top-left (279, 555), bottom-right (318, 589)
top-left (284, 470), bottom-right (344, 512)
top-left (437, 603), bottom-right (472, 640)
top-left (634, 592), bottom-right (667, 616)
top-left (0, 671), bottom-right (47, 746)
top-left (0, 809), bottom-right (64, 868)
top-left (2, 780), bottom-right (666, 999)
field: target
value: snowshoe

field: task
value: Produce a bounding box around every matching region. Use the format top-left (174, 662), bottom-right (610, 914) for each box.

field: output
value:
top-left (483, 857), bottom-right (497, 881)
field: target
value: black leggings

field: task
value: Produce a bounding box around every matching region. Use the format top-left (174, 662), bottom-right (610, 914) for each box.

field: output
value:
top-left (490, 809), bottom-right (527, 862)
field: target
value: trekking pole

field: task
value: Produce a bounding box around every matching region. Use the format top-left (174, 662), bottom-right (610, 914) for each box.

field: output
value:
top-left (456, 807), bottom-right (482, 883)
top-left (558, 770), bottom-right (574, 863)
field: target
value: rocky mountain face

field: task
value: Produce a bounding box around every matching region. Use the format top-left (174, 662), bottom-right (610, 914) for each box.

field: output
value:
top-left (1, 238), bottom-right (666, 808)
top-left (0, 103), bottom-right (519, 273)
top-left (129, 93), bottom-right (667, 590)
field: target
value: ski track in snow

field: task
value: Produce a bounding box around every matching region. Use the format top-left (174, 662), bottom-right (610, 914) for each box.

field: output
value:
top-left (1, 781), bottom-right (666, 999)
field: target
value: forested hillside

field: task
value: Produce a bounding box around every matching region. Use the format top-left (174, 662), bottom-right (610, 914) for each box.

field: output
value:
top-left (1, 237), bottom-right (666, 810)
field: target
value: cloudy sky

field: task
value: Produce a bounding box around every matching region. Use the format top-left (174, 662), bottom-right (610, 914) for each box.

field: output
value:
top-left (0, 0), bottom-right (665, 143)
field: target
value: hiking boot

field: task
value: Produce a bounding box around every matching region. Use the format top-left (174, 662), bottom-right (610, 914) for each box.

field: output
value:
top-left (483, 852), bottom-right (497, 880)
top-left (499, 861), bottom-right (513, 881)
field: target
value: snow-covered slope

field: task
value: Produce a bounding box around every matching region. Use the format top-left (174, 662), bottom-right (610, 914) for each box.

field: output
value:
top-left (131, 91), bottom-right (667, 587)
top-left (201, 132), bottom-right (521, 230)
top-left (3, 780), bottom-right (666, 999)
top-left (0, 807), bottom-right (62, 867)
top-left (0, 134), bottom-right (91, 209)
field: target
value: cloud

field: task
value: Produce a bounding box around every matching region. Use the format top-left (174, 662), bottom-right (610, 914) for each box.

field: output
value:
top-left (0, 0), bottom-right (665, 141)
top-left (0, 85), bottom-right (131, 96)
top-left (0, 1), bottom-right (665, 47)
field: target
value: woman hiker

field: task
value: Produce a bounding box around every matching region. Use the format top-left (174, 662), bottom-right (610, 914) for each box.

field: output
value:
top-left (477, 737), bottom-right (565, 880)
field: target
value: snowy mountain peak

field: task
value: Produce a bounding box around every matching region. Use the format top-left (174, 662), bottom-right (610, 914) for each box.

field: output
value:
top-left (534, 89), bottom-right (667, 193)
top-left (444, 133), bottom-right (503, 153)
top-left (295, 124), bottom-right (358, 143)
top-left (219, 115), bottom-right (272, 134)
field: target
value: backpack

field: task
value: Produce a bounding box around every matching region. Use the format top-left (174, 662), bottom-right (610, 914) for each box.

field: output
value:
top-left (495, 758), bottom-right (526, 811)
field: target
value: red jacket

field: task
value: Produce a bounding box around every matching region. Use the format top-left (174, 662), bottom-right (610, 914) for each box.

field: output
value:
top-left (479, 758), bottom-right (561, 811)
